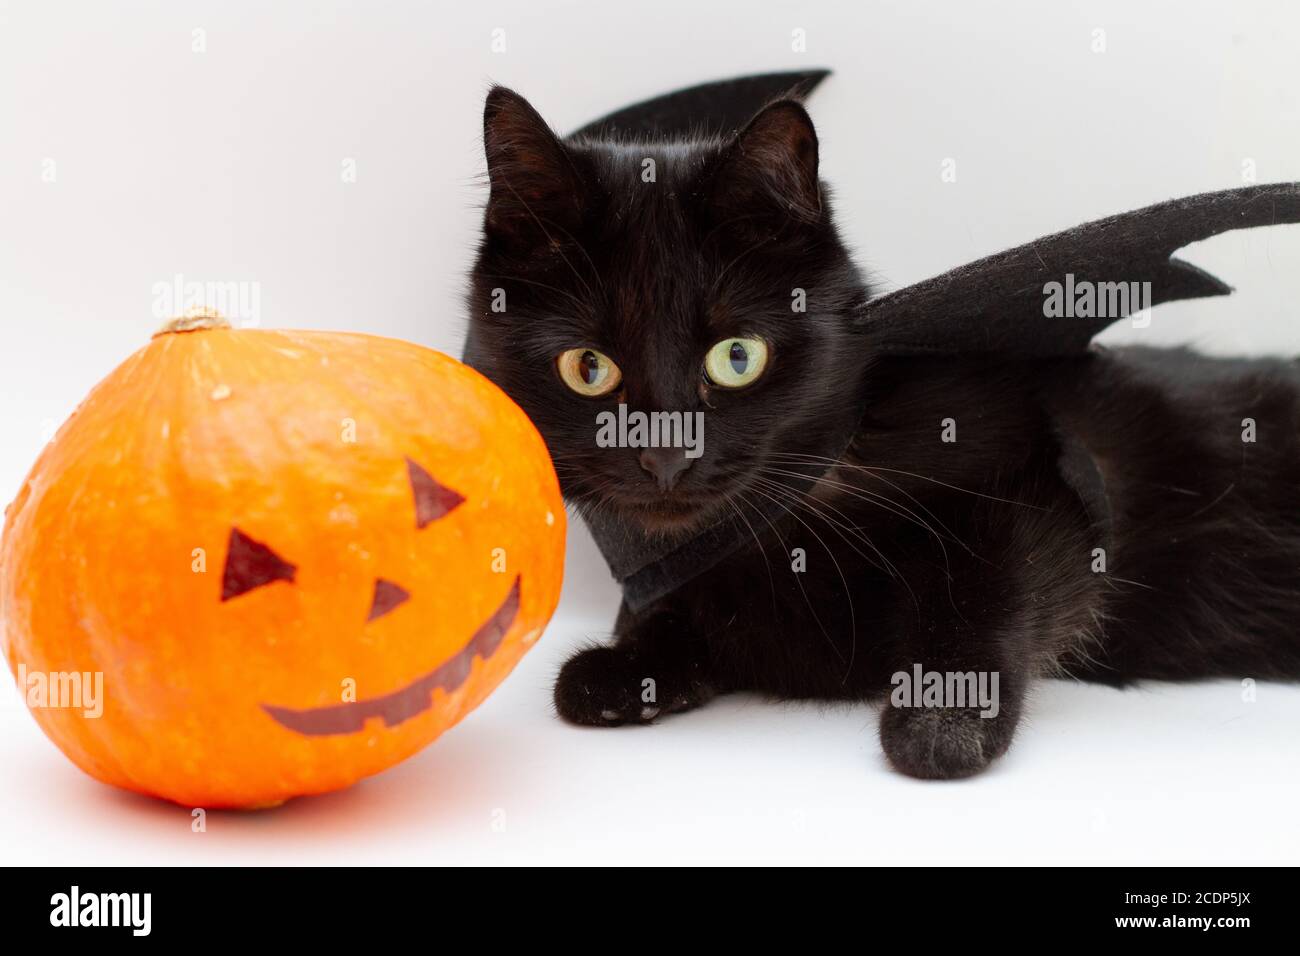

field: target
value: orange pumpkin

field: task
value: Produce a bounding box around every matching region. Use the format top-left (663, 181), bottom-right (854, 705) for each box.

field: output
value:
top-left (0, 312), bottom-right (565, 809)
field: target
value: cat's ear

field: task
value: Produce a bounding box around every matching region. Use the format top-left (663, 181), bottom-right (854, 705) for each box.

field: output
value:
top-left (706, 99), bottom-right (821, 230)
top-left (482, 86), bottom-right (586, 248)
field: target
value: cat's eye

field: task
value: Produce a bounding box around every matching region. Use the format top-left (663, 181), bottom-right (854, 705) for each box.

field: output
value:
top-left (703, 337), bottom-right (769, 389)
top-left (557, 347), bottom-right (622, 397)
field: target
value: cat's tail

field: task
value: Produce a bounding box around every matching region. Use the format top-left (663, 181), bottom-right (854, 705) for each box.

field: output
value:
top-left (568, 70), bottom-right (831, 141)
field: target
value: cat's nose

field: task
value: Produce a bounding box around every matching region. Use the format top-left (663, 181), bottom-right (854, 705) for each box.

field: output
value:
top-left (638, 447), bottom-right (694, 491)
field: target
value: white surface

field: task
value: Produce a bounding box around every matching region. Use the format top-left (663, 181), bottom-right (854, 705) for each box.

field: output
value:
top-left (3, 629), bottom-right (1297, 866)
top-left (1, 0), bottom-right (1298, 865)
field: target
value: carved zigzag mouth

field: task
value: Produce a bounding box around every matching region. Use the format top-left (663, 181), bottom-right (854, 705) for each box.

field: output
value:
top-left (261, 576), bottom-right (521, 736)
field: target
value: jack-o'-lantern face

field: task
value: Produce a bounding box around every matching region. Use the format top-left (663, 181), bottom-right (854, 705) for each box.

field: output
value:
top-left (1, 321), bottom-right (565, 809)
top-left (218, 457), bottom-right (520, 736)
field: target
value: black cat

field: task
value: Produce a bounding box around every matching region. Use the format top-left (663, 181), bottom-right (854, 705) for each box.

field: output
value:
top-left (462, 84), bottom-right (1300, 779)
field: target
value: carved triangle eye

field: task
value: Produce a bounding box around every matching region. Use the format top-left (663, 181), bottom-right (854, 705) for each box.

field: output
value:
top-left (406, 457), bottom-right (465, 529)
top-left (221, 528), bottom-right (297, 601)
top-left (368, 578), bottom-right (410, 621)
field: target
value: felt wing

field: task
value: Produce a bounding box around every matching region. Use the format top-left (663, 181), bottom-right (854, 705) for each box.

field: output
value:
top-left (861, 183), bottom-right (1300, 356)
top-left (568, 69), bottom-right (830, 140)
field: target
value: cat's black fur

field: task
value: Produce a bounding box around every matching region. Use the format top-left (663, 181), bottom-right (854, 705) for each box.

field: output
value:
top-left (463, 87), bottom-right (1300, 778)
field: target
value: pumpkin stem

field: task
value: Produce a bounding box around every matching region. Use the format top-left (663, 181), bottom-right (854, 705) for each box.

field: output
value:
top-left (154, 307), bottom-right (233, 337)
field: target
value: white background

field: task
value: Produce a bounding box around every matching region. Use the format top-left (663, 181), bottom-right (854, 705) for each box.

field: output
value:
top-left (1, 0), bottom-right (1298, 865)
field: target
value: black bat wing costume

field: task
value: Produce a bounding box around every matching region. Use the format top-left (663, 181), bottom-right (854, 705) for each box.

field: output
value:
top-left (556, 71), bottom-right (1300, 611)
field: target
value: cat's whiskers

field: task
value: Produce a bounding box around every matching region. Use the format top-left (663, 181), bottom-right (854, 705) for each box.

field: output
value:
top-left (749, 475), bottom-right (892, 678)
top-left (750, 473), bottom-right (902, 583)
top-left (760, 464), bottom-right (965, 567)
top-left (721, 492), bottom-right (780, 617)
top-left (760, 463), bottom-right (971, 614)
top-left (733, 484), bottom-right (846, 665)
top-left (771, 455), bottom-right (973, 557)
top-left (759, 465), bottom-right (981, 604)
top-left (771, 452), bottom-right (1048, 511)
top-left (754, 475), bottom-right (924, 636)
top-left (753, 470), bottom-right (931, 628)
top-left (560, 475), bottom-right (625, 526)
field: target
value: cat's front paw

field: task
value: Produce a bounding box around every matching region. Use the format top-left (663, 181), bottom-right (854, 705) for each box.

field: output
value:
top-left (553, 645), bottom-right (711, 727)
top-left (877, 704), bottom-right (1018, 780)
